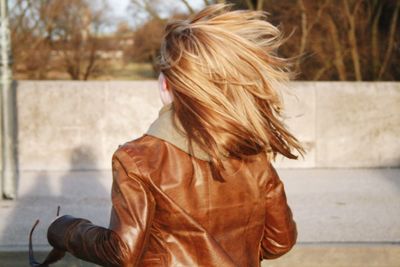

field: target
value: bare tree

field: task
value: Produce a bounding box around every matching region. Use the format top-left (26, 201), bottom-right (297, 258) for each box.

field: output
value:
top-left (370, 0), bottom-right (383, 78)
top-left (130, 0), bottom-right (222, 21)
top-left (232, 0), bottom-right (265, 10)
top-left (327, 14), bottom-right (347, 80)
top-left (279, 0), bottom-right (399, 80)
top-left (130, 18), bottom-right (166, 75)
top-left (10, 0), bottom-right (110, 80)
top-left (47, 0), bottom-right (110, 80)
top-left (10, 0), bottom-right (53, 79)
top-left (115, 0), bottom-right (400, 81)
top-left (181, 0), bottom-right (195, 14)
top-left (295, 0), bottom-right (329, 74)
top-left (378, 1), bottom-right (399, 79)
top-left (130, 0), bottom-right (163, 21)
top-left (343, 0), bottom-right (363, 81)
top-left (128, 0), bottom-right (222, 74)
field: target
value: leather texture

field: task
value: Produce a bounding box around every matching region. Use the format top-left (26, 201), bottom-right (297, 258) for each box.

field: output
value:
top-left (47, 103), bottom-right (297, 267)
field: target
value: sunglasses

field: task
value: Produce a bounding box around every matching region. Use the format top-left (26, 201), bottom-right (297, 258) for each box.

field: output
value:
top-left (28, 206), bottom-right (65, 267)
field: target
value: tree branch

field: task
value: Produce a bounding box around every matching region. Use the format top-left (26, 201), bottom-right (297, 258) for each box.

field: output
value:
top-left (180, 0), bottom-right (195, 14)
top-left (327, 15), bottom-right (347, 80)
top-left (296, 0), bottom-right (307, 73)
top-left (313, 61), bottom-right (332, 80)
top-left (256, 0), bottom-right (265, 11)
top-left (343, 0), bottom-right (362, 80)
top-left (378, 1), bottom-right (399, 79)
top-left (371, 0), bottom-right (382, 79)
top-left (244, 0), bottom-right (255, 10)
top-left (131, 0), bottom-right (161, 21)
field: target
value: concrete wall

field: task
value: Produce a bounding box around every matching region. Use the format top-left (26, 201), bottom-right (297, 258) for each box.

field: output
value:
top-left (12, 81), bottom-right (400, 171)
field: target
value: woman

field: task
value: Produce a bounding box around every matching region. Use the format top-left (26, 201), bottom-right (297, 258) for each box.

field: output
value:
top-left (30, 3), bottom-right (305, 267)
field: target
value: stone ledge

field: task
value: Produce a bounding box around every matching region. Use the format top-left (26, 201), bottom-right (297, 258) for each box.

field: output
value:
top-left (5, 81), bottom-right (399, 171)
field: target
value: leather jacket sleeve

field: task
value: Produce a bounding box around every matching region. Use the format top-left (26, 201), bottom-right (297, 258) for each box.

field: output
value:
top-left (260, 163), bottom-right (297, 260)
top-left (47, 149), bottom-right (156, 267)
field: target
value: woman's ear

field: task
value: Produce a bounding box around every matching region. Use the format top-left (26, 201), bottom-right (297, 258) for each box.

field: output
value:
top-left (160, 72), bottom-right (168, 91)
top-left (158, 72), bottom-right (174, 105)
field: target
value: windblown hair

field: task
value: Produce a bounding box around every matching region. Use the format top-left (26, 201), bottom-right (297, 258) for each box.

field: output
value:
top-left (157, 3), bottom-right (305, 180)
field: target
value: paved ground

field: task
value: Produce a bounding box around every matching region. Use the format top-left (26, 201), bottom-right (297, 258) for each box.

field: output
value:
top-left (266, 244), bottom-right (400, 267)
top-left (1, 244), bottom-right (399, 267)
top-left (0, 168), bottom-right (399, 266)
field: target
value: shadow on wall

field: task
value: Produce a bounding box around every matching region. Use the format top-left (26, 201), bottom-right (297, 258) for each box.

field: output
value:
top-left (68, 146), bottom-right (98, 171)
top-left (0, 145), bottom-right (109, 267)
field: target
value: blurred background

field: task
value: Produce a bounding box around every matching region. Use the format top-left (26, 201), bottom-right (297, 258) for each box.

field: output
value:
top-left (0, 0), bottom-right (399, 267)
top-left (9, 0), bottom-right (400, 81)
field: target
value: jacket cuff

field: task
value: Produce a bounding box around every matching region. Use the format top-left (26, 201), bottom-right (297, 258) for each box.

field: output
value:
top-left (47, 215), bottom-right (91, 251)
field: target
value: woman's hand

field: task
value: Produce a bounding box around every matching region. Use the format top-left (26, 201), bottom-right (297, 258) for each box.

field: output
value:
top-left (48, 206), bottom-right (61, 226)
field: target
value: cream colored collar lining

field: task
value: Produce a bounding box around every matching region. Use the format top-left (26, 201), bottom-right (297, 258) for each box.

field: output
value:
top-left (145, 103), bottom-right (211, 161)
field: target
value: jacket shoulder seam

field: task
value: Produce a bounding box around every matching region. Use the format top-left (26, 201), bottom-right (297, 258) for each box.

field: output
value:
top-left (112, 142), bottom-right (147, 183)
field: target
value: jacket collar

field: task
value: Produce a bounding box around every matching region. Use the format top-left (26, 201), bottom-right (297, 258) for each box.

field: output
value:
top-left (146, 103), bottom-right (211, 161)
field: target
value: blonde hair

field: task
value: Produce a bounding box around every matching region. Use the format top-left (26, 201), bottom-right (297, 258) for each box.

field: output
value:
top-left (157, 3), bottom-right (305, 181)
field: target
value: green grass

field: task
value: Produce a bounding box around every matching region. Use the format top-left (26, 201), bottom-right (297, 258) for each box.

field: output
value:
top-left (94, 61), bottom-right (156, 81)
top-left (14, 61), bottom-right (157, 81)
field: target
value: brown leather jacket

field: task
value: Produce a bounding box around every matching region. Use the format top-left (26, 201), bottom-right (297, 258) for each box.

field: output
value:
top-left (46, 103), bottom-right (297, 267)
